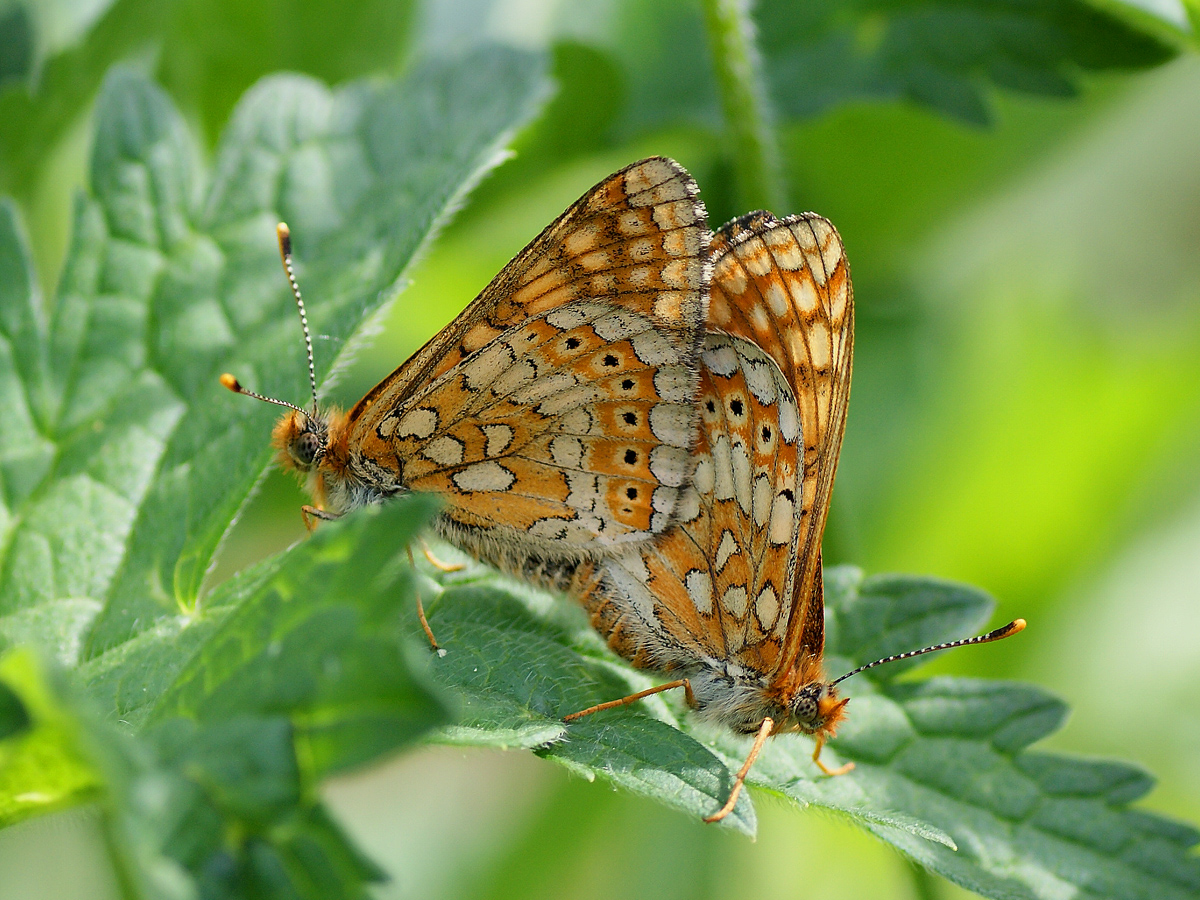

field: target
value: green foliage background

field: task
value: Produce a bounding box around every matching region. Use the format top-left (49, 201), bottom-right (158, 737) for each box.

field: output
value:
top-left (1, 0), bottom-right (1200, 898)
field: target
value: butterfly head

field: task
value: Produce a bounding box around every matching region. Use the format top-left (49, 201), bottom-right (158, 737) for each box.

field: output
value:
top-left (271, 407), bottom-right (331, 472)
top-left (784, 680), bottom-right (849, 739)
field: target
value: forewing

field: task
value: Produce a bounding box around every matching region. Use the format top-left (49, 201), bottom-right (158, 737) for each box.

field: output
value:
top-left (709, 213), bottom-right (853, 678)
top-left (349, 158), bottom-right (709, 554)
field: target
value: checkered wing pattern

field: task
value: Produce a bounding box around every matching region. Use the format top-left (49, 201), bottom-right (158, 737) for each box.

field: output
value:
top-left (573, 212), bottom-right (853, 682)
top-left (345, 158), bottom-right (710, 557)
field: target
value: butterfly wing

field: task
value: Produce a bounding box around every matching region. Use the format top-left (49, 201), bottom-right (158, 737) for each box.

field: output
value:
top-left (707, 213), bottom-right (853, 680)
top-left (346, 158), bottom-right (709, 559)
top-left (573, 213), bottom-right (853, 682)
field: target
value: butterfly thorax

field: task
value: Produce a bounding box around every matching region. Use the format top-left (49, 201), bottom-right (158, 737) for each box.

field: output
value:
top-left (273, 406), bottom-right (396, 516)
top-left (687, 657), bottom-right (848, 739)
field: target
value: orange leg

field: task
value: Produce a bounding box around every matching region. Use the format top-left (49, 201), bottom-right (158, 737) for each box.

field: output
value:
top-left (812, 733), bottom-right (854, 777)
top-left (562, 679), bottom-right (692, 723)
top-left (420, 538), bottom-right (464, 573)
top-left (703, 717), bottom-right (774, 824)
top-left (301, 504), bottom-right (340, 531)
top-left (406, 547), bottom-right (443, 654)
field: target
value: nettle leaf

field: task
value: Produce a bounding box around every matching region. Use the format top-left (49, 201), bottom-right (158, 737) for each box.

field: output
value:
top-left (0, 45), bottom-right (550, 895)
top-left (412, 557), bottom-right (1200, 897)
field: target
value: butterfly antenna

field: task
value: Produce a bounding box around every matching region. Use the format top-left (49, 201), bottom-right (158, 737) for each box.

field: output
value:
top-left (219, 373), bottom-right (310, 417)
top-left (276, 222), bottom-right (319, 414)
top-left (831, 619), bottom-right (1026, 687)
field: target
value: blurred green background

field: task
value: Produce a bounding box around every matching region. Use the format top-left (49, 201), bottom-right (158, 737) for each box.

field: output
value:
top-left (1, 0), bottom-right (1198, 897)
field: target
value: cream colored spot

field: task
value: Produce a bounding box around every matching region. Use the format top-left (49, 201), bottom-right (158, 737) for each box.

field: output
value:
top-left (423, 435), bottom-right (464, 467)
top-left (822, 236), bottom-right (843, 274)
top-left (765, 281), bottom-right (788, 316)
top-left (685, 569), bottom-right (714, 615)
top-left (715, 530), bottom-right (738, 572)
top-left (653, 291), bottom-right (686, 322)
top-left (792, 221), bottom-right (818, 251)
top-left (649, 444), bottom-right (690, 487)
top-left (661, 258), bottom-right (693, 289)
top-left (545, 302), bottom-right (605, 331)
top-left (807, 321), bottom-right (831, 370)
top-left (550, 436), bottom-right (584, 468)
top-left (742, 356), bottom-right (777, 405)
top-left (631, 330), bottom-right (680, 366)
top-left (493, 356), bottom-right (538, 396)
top-left (693, 452), bottom-right (714, 495)
top-left (749, 302), bottom-right (770, 334)
top-left (663, 228), bottom-right (699, 257)
top-left (577, 249), bottom-right (612, 271)
top-left (482, 424), bottom-right (515, 457)
top-left (742, 240), bottom-right (772, 276)
top-left (731, 442), bottom-right (752, 514)
top-left (777, 394), bottom-right (800, 443)
top-left (702, 339), bottom-right (739, 376)
top-left (452, 461), bottom-right (515, 493)
top-left (651, 178), bottom-right (691, 204)
top-left (653, 366), bottom-right (694, 402)
top-left (805, 250), bottom-right (827, 285)
top-left (593, 309), bottom-right (645, 341)
top-left (564, 224), bottom-right (601, 256)
top-left (462, 342), bottom-right (515, 392)
top-left (649, 404), bottom-right (694, 448)
top-left (755, 585), bottom-right (779, 629)
top-left (769, 491), bottom-right (794, 545)
top-left (721, 584), bottom-right (748, 618)
top-left (396, 407), bottom-right (437, 439)
top-left (789, 275), bottom-right (819, 314)
top-left (672, 484), bottom-right (700, 523)
top-left (752, 474), bottom-right (772, 527)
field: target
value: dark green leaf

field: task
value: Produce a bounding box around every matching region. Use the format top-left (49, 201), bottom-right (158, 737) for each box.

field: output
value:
top-left (413, 559), bottom-right (1200, 898)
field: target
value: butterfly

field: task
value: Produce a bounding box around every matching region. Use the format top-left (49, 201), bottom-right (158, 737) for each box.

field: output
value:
top-left (222, 158), bottom-right (711, 585)
top-left (559, 211), bottom-right (1025, 822)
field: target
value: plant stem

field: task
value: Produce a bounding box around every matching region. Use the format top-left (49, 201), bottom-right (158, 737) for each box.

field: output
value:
top-left (908, 863), bottom-right (942, 900)
top-left (701, 0), bottom-right (786, 213)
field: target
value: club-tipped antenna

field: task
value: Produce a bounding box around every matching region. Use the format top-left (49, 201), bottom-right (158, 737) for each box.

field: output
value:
top-left (219, 373), bottom-right (309, 416)
top-left (276, 222), bottom-right (319, 414)
top-left (831, 619), bottom-right (1026, 687)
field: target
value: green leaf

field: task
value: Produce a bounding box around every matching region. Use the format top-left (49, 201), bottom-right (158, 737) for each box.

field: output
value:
top-left (412, 558), bottom-right (1200, 897)
top-left (0, 46), bottom-right (551, 896)
top-left (754, 0), bottom-right (1183, 126)
top-left (0, 0), bottom-right (121, 88)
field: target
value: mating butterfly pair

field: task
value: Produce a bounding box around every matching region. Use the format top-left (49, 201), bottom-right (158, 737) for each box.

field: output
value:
top-left (223, 158), bottom-right (1023, 823)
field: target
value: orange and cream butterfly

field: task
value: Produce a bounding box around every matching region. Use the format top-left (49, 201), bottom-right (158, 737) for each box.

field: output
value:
top-left (222, 158), bottom-right (710, 593)
top-left (558, 211), bottom-right (1025, 822)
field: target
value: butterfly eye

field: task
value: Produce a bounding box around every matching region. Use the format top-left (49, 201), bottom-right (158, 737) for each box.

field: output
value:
top-left (790, 683), bottom-right (824, 727)
top-left (291, 431), bottom-right (322, 467)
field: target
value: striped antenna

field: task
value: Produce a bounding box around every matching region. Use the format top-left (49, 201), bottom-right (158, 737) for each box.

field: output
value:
top-left (276, 222), bottom-right (319, 414)
top-left (831, 619), bottom-right (1026, 686)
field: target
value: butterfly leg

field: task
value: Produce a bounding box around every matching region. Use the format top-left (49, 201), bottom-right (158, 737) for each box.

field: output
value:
top-left (405, 547), bottom-right (444, 655)
top-left (703, 716), bottom-right (774, 824)
top-left (812, 733), bottom-right (854, 776)
top-left (562, 679), bottom-right (691, 723)
top-left (419, 538), bottom-right (464, 573)
top-left (301, 504), bottom-right (341, 531)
